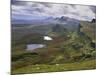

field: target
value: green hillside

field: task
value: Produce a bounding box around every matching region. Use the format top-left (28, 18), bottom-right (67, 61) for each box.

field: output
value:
top-left (11, 21), bottom-right (96, 74)
top-left (80, 21), bottom-right (96, 42)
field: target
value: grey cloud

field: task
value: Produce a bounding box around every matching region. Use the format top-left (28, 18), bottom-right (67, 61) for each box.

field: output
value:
top-left (70, 12), bottom-right (79, 16)
top-left (34, 8), bottom-right (45, 13)
top-left (12, 1), bottom-right (96, 21)
top-left (90, 6), bottom-right (96, 13)
top-left (39, 2), bottom-right (52, 8)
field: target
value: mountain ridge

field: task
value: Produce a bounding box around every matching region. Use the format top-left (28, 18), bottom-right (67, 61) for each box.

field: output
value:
top-left (12, 16), bottom-right (79, 25)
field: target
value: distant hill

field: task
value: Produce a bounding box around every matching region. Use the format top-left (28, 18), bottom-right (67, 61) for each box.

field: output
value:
top-left (12, 16), bottom-right (82, 42)
top-left (12, 16), bottom-right (79, 25)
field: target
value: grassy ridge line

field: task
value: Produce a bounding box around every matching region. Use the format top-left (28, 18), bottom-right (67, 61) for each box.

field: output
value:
top-left (12, 60), bottom-right (96, 74)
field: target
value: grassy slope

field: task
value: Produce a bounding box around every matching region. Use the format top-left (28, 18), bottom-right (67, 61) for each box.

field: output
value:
top-left (12, 60), bottom-right (96, 74)
top-left (80, 21), bottom-right (96, 41)
top-left (11, 21), bottom-right (96, 74)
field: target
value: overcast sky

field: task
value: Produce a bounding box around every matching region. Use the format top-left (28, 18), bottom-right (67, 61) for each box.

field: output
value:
top-left (11, 1), bottom-right (96, 21)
